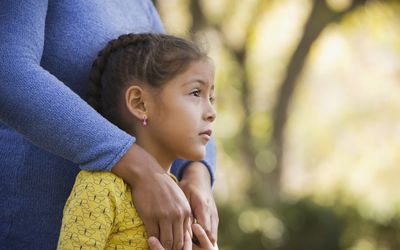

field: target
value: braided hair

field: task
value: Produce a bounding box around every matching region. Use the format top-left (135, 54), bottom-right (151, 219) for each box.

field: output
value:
top-left (87, 33), bottom-right (207, 127)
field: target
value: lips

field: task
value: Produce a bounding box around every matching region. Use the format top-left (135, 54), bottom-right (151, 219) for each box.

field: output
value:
top-left (199, 129), bottom-right (212, 137)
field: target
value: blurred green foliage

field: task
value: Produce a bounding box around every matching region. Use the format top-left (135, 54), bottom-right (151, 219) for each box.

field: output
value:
top-left (155, 0), bottom-right (400, 249)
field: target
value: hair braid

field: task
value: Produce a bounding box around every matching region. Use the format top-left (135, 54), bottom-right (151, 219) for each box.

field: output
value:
top-left (87, 39), bottom-right (119, 113)
top-left (86, 33), bottom-right (207, 128)
top-left (86, 34), bottom-right (154, 113)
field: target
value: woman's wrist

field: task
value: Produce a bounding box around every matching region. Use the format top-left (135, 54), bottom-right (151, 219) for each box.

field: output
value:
top-left (180, 162), bottom-right (212, 189)
top-left (111, 143), bottom-right (164, 187)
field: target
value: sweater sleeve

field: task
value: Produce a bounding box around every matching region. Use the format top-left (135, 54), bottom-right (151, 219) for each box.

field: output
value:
top-left (170, 138), bottom-right (217, 186)
top-left (0, 1), bottom-right (134, 171)
top-left (143, 0), bottom-right (165, 33)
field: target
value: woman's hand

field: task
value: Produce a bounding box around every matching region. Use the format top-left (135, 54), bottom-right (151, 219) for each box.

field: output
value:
top-left (179, 162), bottom-right (219, 244)
top-left (148, 224), bottom-right (218, 250)
top-left (112, 144), bottom-right (191, 250)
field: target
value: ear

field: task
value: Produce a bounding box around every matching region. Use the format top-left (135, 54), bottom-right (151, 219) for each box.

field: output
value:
top-left (124, 85), bottom-right (147, 120)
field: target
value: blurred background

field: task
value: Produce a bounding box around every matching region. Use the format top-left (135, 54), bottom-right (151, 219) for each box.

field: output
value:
top-left (153, 0), bottom-right (400, 249)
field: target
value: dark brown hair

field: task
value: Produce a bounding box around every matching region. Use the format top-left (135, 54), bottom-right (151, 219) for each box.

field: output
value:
top-left (86, 33), bottom-right (207, 126)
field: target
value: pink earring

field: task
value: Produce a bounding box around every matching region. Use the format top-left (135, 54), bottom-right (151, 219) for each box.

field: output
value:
top-left (142, 115), bottom-right (148, 126)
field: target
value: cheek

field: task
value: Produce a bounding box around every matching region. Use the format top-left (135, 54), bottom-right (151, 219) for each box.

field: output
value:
top-left (165, 98), bottom-right (196, 118)
top-left (151, 95), bottom-right (201, 132)
top-left (150, 104), bottom-right (183, 128)
top-left (166, 107), bottom-right (196, 132)
top-left (175, 104), bottom-right (199, 124)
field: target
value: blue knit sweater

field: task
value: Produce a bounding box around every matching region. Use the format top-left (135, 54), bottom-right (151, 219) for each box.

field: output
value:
top-left (0, 1), bottom-right (216, 249)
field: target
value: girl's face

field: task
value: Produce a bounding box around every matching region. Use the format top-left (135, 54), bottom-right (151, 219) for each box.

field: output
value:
top-left (144, 59), bottom-right (216, 167)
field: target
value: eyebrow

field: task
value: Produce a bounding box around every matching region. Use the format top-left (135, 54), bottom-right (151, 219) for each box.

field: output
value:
top-left (184, 78), bottom-right (214, 90)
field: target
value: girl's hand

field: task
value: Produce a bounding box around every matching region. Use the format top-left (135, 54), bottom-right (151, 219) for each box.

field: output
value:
top-left (148, 232), bottom-right (192, 250)
top-left (191, 224), bottom-right (218, 250)
top-left (148, 224), bottom-right (218, 250)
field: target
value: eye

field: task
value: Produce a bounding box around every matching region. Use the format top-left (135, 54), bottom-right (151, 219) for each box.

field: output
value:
top-left (209, 96), bottom-right (215, 104)
top-left (190, 89), bottom-right (201, 97)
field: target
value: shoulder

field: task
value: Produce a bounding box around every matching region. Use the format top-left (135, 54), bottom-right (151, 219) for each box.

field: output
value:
top-left (139, 0), bottom-right (165, 33)
top-left (74, 171), bottom-right (128, 196)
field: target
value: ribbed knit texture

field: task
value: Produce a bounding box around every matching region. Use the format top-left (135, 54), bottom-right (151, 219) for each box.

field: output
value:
top-left (0, 1), bottom-right (216, 249)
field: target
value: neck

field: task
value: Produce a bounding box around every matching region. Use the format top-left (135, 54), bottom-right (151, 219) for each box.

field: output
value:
top-left (134, 135), bottom-right (175, 172)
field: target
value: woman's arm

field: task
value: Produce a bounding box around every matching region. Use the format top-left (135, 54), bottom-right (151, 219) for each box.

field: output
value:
top-left (171, 136), bottom-right (219, 244)
top-left (178, 161), bottom-right (219, 245)
top-left (0, 0), bottom-right (134, 171)
top-left (171, 138), bottom-right (217, 186)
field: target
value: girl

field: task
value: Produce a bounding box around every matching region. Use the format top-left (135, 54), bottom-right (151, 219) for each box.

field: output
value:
top-left (57, 33), bottom-right (217, 250)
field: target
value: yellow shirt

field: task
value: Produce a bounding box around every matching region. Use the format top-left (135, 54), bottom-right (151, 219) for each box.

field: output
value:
top-left (58, 171), bottom-right (177, 250)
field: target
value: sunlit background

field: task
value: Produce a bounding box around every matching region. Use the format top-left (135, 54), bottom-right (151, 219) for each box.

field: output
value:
top-left (154, 0), bottom-right (400, 249)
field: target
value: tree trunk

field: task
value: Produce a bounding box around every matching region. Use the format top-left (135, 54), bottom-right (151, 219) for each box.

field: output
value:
top-left (270, 0), bottom-right (367, 201)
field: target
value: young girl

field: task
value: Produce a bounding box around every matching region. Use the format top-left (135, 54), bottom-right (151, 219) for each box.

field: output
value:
top-left (57, 33), bottom-right (217, 250)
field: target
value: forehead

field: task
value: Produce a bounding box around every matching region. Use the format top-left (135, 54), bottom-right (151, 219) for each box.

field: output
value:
top-left (177, 59), bottom-right (215, 85)
top-left (148, 59), bottom-right (215, 98)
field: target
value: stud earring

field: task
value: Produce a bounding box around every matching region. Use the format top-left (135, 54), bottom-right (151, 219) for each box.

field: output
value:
top-left (142, 115), bottom-right (148, 126)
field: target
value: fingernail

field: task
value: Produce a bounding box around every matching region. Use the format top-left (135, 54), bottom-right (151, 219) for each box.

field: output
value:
top-left (148, 237), bottom-right (156, 245)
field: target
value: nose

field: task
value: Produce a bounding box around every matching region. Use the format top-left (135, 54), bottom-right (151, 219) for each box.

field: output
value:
top-left (203, 101), bottom-right (216, 122)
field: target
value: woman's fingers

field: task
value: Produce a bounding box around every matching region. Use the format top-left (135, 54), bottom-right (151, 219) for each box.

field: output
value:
top-left (172, 216), bottom-right (184, 250)
top-left (149, 224), bottom-right (216, 250)
top-left (186, 215), bottom-right (193, 239)
top-left (195, 203), bottom-right (211, 240)
top-left (183, 230), bottom-right (193, 250)
top-left (210, 213), bottom-right (219, 244)
top-left (160, 220), bottom-right (173, 250)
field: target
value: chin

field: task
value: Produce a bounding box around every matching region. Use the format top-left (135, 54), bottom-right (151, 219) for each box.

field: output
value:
top-left (181, 148), bottom-right (205, 161)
